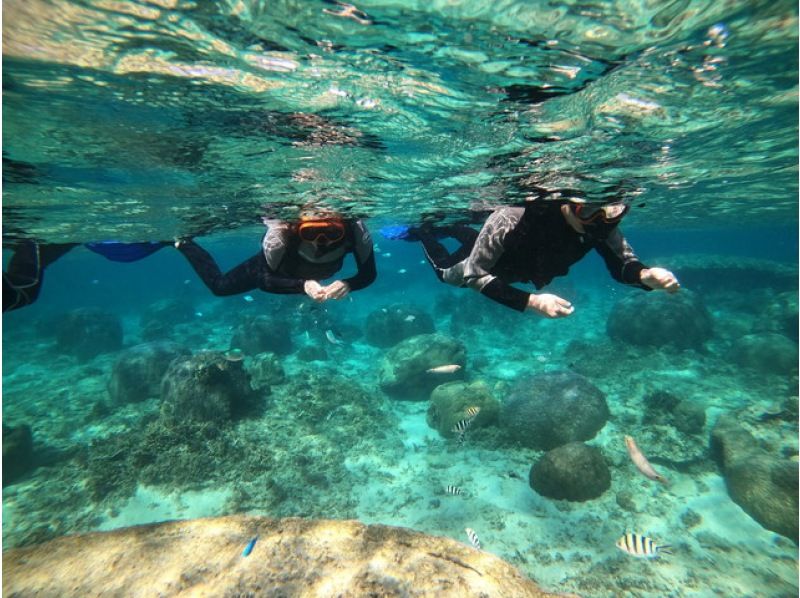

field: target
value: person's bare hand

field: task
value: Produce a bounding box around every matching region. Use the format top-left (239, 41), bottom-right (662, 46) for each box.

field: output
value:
top-left (303, 280), bottom-right (327, 302)
top-left (640, 268), bottom-right (680, 293)
top-left (322, 280), bottom-right (351, 300)
top-left (526, 293), bottom-right (575, 318)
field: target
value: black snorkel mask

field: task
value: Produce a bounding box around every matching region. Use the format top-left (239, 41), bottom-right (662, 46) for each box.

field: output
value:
top-left (570, 202), bottom-right (630, 237)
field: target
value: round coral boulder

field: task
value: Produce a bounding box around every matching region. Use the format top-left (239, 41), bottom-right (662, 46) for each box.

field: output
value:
top-left (378, 334), bottom-right (466, 400)
top-left (364, 304), bottom-right (435, 348)
top-left (230, 315), bottom-right (293, 356)
top-left (499, 371), bottom-right (609, 450)
top-left (427, 380), bottom-right (500, 439)
top-left (54, 308), bottom-right (123, 361)
top-left (108, 341), bottom-right (190, 405)
top-left (160, 352), bottom-right (260, 423)
top-left (606, 291), bottom-right (713, 349)
top-left (529, 442), bottom-right (611, 502)
top-left (727, 333), bottom-right (798, 375)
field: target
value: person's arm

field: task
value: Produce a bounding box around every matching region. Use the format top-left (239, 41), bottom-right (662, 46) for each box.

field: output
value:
top-left (459, 207), bottom-right (532, 312)
top-left (595, 228), bottom-right (652, 290)
top-left (341, 220), bottom-right (377, 292)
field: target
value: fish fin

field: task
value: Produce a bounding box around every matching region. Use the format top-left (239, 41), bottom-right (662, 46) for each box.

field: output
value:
top-left (658, 545), bottom-right (673, 555)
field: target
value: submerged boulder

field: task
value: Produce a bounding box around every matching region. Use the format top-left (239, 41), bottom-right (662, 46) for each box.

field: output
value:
top-left (230, 315), bottom-right (293, 356)
top-left (2, 515), bottom-right (561, 597)
top-left (426, 380), bottom-right (500, 439)
top-left (378, 334), bottom-right (466, 400)
top-left (108, 341), bottom-right (190, 404)
top-left (727, 333), bottom-right (798, 375)
top-left (499, 371), bottom-right (609, 450)
top-left (54, 308), bottom-right (123, 361)
top-left (529, 442), bottom-right (611, 502)
top-left (607, 291), bottom-right (713, 349)
top-left (248, 352), bottom-right (286, 390)
top-left (160, 351), bottom-right (261, 423)
top-left (2, 424), bottom-right (34, 487)
top-left (364, 304), bottom-right (435, 348)
top-left (711, 413), bottom-right (798, 541)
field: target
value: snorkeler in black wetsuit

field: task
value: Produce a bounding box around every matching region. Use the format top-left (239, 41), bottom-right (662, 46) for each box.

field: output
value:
top-left (176, 212), bottom-right (377, 303)
top-left (3, 240), bottom-right (168, 313)
top-left (417, 200), bottom-right (680, 317)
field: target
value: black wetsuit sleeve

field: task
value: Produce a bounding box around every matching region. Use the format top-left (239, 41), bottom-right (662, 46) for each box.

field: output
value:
top-left (342, 220), bottom-right (377, 291)
top-left (178, 240), bottom-right (265, 296)
top-left (343, 249), bottom-right (377, 291)
top-left (259, 267), bottom-right (307, 294)
top-left (479, 278), bottom-right (531, 312)
top-left (595, 228), bottom-right (650, 290)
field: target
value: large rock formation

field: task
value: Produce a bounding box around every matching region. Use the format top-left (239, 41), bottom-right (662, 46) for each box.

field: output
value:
top-left (378, 333), bottom-right (467, 400)
top-left (727, 333), bottom-right (798, 375)
top-left (2, 516), bottom-right (568, 597)
top-left (364, 303), bottom-right (435, 347)
top-left (529, 442), bottom-right (611, 502)
top-left (606, 291), bottom-right (713, 349)
top-left (160, 351), bottom-right (261, 423)
top-left (54, 308), bottom-right (123, 361)
top-left (427, 380), bottom-right (500, 439)
top-left (108, 341), bottom-right (190, 404)
top-left (710, 412), bottom-right (798, 541)
top-left (499, 371), bottom-right (609, 450)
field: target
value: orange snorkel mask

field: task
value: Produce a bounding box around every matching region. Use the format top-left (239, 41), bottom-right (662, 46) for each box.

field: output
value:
top-left (297, 219), bottom-right (346, 245)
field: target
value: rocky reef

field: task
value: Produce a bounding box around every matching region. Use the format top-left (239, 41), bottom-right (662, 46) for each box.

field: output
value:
top-left (2, 515), bottom-right (566, 597)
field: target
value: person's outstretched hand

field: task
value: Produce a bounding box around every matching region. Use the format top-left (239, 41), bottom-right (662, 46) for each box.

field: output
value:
top-left (526, 293), bottom-right (575, 318)
top-left (303, 280), bottom-right (327, 302)
top-left (640, 267), bottom-right (680, 293)
top-left (322, 280), bottom-right (351, 300)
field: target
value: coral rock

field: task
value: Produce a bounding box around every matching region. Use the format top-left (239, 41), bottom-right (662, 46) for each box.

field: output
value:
top-left (530, 442), bottom-right (611, 502)
top-left (2, 516), bottom-right (566, 597)
top-left (500, 371), bottom-right (609, 450)
top-left (108, 341), bottom-right (190, 404)
top-left (378, 334), bottom-right (466, 400)
top-left (364, 303), bottom-right (435, 348)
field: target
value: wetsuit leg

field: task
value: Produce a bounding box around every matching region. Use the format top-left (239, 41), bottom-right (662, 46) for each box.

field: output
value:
top-left (3, 242), bottom-right (77, 312)
top-left (177, 240), bottom-right (264, 296)
top-left (418, 225), bottom-right (478, 280)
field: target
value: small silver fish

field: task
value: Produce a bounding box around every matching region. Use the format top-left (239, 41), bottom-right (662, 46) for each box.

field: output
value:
top-left (398, 269), bottom-right (407, 274)
top-left (404, 314), bottom-right (416, 322)
top-left (615, 533), bottom-right (671, 559)
top-left (325, 329), bottom-right (344, 345)
top-left (445, 485), bottom-right (464, 496)
top-left (426, 364), bottom-right (461, 374)
top-left (465, 528), bottom-right (481, 550)
top-left (624, 435), bottom-right (668, 485)
top-left (243, 295), bottom-right (255, 302)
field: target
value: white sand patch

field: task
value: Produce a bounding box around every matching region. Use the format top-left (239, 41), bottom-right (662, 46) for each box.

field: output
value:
top-left (98, 485), bottom-right (231, 531)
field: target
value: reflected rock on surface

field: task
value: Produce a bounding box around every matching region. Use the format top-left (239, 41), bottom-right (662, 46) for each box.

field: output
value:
top-left (2, 515), bottom-right (565, 597)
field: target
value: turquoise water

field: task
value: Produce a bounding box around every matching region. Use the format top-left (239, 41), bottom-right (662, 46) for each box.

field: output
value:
top-left (3, 1), bottom-right (798, 596)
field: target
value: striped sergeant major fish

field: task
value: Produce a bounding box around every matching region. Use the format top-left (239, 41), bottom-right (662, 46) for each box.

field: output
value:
top-left (452, 406), bottom-right (481, 444)
top-left (445, 485), bottom-right (464, 496)
top-left (615, 533), bottom-right (671, 559)
top-left (465, 528), bottom-right (481, 550)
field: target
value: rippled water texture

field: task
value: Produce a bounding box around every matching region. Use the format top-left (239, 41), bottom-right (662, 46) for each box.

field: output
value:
top-left (3, 0), bottom-right (798, 241)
